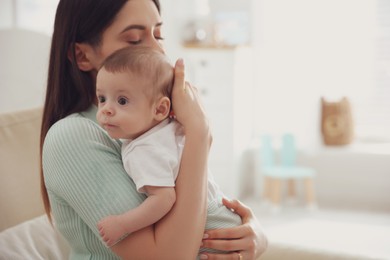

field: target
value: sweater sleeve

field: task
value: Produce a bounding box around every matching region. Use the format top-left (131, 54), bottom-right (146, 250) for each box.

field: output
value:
top-left (42, 116), bottom-right (146, 239)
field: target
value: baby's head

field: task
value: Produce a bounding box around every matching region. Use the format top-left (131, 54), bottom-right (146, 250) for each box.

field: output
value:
top-left (99, 46), bottom-right (174, 102)
top-left (96, 46), bottom-right (174, 140)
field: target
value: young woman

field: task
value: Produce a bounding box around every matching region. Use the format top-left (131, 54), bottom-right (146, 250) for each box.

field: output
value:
top-left (40, 0), bottom-right (268, 259)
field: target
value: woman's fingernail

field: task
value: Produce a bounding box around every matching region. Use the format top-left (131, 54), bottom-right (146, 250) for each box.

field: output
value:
top-left (223, 197), bottom-right (231, 202)
top-left (199, 254), bottom-right (208, 259)
top-left (203, 233), bottom-right (209, 239)
top-left (177, 58), bottom-right (184, 66)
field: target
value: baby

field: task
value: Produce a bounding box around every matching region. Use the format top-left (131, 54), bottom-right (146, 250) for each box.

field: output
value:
top-left (96, 46), bottom-right (241, 254)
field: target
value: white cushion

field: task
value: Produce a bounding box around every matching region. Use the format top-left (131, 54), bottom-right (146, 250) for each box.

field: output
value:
top-left (0, 215), bottom-right (70, 260)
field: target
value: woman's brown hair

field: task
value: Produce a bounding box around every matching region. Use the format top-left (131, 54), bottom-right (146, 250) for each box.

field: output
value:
top-left (40, 0), bottom-right (161, 221)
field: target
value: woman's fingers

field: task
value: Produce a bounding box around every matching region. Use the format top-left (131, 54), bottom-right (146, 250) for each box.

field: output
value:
top-left (174, 58), bottom-right (185, 86)
top-left (204, 223), bottom-right (253, 240)
top-left (171, 58), bottom-right (210, 140)
top-left (202, 199), bottom-right (268, 259)
top-left (171, 59), bottom-right (187, 104)
top-left (200, 252), bottom-right (244, 260)
top-left (184, 81), bottom-right (195, 99)
top-left (171, 59), bottom-right (192, 125)
top-left (201, 236), bottom-right (248, 252)
top-left (222, 198), bottom-right (253, 221)
top-left (201, 233), bottom-right (256, 259)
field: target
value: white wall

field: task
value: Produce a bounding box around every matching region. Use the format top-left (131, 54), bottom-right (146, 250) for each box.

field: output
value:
top-left (0, 0), bottom-right (14, 28)
top-left (0, 29), bottom-right (51, 113)
top-left (252, 0), bottom-right (376, 148)
top-left (0, 0), bottom-right (57, 113)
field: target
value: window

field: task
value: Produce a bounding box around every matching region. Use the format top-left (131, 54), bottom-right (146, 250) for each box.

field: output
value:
top-left (358, 0), bottom-right (390, 142)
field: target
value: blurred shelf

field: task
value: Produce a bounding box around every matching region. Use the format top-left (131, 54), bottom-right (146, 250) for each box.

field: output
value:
top-left (182, 42), bottom-right (250, 50)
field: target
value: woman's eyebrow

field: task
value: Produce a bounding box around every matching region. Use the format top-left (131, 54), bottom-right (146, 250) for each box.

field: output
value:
top-left (120, 22), bottom-right (163, 34)
top-left (120, 25), bottom-right (146, 34)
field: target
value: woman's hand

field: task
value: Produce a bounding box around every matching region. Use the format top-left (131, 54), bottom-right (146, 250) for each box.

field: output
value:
top-left (171, 58), bottom-right (209, 136)
top-left (200, 198), bottom-right (268, 260)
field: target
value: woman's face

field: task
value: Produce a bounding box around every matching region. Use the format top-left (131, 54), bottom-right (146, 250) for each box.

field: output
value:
top-left (88, 0), bottom-right (164, 70)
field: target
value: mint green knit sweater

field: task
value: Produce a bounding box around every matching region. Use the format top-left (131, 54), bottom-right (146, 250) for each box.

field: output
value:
top-left (43, 105), bottom-right (241, 259)
top-left (43, 106), bottom-right (144, 259)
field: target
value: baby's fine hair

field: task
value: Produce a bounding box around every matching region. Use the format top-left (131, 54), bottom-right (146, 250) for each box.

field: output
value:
top-left (100, 46), bottom-right (174, 100)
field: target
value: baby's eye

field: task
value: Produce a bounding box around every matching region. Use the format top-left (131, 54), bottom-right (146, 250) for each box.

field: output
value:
top-left (98, 96), bottom-right (106, 103)
top-left (118, 97), bottom-right (128, 105)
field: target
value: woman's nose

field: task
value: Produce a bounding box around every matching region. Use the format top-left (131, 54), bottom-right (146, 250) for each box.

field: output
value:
top-left (146, 36), bottom-right (164, 53)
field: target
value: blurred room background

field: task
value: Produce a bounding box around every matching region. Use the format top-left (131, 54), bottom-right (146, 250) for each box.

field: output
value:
top-left (1, 0), bottom-right (389, 259)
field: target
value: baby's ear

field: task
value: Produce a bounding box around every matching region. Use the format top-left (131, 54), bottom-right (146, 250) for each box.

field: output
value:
top-left (154, 96), bottom-right (171, 121)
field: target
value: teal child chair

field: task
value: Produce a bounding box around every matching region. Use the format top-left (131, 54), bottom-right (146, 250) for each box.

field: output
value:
top-left (260, 134), bottom-right (317, 209)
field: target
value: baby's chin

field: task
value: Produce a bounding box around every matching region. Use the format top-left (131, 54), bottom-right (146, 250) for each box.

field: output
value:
top-left (107, 132), bottom-right (125, 140)
top-left (101, 127), bottom-right (123, 140)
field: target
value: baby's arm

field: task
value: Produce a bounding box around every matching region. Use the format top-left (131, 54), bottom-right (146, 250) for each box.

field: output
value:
top-left (98, 186), bottom-right (176, 246)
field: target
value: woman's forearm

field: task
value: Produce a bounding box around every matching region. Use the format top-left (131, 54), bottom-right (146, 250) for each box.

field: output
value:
top-left (155, 128), bottom-right (210, 258)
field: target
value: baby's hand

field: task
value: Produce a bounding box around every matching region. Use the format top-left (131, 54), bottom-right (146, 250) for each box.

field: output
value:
top-left (97, 215), bottom-right (128, 247)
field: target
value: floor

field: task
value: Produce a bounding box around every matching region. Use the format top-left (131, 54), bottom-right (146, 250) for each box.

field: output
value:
top-left (242, 197), bottom-right (390, 260)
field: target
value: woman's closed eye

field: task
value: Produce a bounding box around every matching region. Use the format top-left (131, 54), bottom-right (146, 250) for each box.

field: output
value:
top-left (154, 25), bottom-right (165, 41)
top-left (125, 34), bottom-right (142, 45)
top-left (155, 35), bottom-right (164, 41)
top-left (128, 40), bottom-right (142, 45)
top-left (117, 97), bottom-right (129, 105)
top-left (127, 35), bottom-right (164, 45)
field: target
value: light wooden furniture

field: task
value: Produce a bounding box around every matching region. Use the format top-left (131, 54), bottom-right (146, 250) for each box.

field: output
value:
top-left (260, 134), bottom-right (317, 209)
